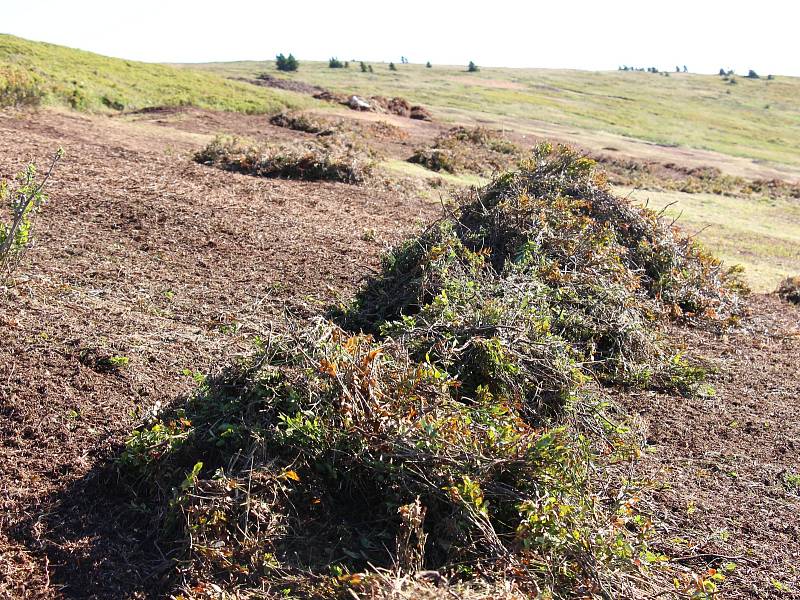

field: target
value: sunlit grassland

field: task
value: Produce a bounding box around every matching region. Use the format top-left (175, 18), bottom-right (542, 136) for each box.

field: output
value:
top-left (187, 60), bottom-right (800, 169)
top-left (619, 186), bottom-right (800, 291)
top-left (0, 34), bottom-right (309, 113)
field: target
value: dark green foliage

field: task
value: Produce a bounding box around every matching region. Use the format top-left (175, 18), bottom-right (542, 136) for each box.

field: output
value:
top-left (360, 61), bottom-right (368, 72)
top-left (328, 57), bottom-right (344, 69)
top-left (276, 53), bottom-right (298, 72)
top-left (467, 61), bottom-right (479, 72)
top-left (389, 62), bottom-right (397, 71)
top-left (746, 70), bottom-right (760, 79)
top-left (426, 61), bottom-right (432, 68)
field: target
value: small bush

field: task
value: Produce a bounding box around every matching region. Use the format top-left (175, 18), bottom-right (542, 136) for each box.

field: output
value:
top-left (0, 66), bottom-right (45, 108)
top-left (275, 53), bottom-right (299, 72)
top-left (778, 276), bottom-right (800, 305)
top-left (360, 61), bottom-right (368, 73)
top-left (426, 61), bottom-right (432, 68)
top-left (389, 62), bottom-right (397, 71)
top-left (0, 150), bottom-right (63, 275)
top-left (195, 135), bottom-right (374, 184)
top-left (467, 61), bottom-right (479, 72)
top-left (746, 70), bottom-right (760, 79)
top-left (328, 57), bottom-right (345, 69)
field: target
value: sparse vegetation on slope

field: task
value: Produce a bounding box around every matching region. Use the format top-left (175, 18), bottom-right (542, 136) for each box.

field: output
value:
top-left (0, 34), bottom-right (307, 113)
top-left (122, 145), bottom-right (745, 598)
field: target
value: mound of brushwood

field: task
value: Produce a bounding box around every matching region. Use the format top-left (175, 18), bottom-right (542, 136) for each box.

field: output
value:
top-left (409, 126), bottom-right (522, 175)
top-left (270, 110), bottom-right (409, 142)
top-left (122, 145), bottom-right (745, 599)
top-left (269, 110), bottom-right (338, 135)
top-left (195, 135), bottom-right (375, 184)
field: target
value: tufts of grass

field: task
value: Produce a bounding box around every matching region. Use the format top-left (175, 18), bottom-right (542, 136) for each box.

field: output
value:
top-left (121, 145), bottom-right (745, 598)
top-left (195, 135), bottom-right (375, 184)
top-left (0, 34), bottom-right (309, 114)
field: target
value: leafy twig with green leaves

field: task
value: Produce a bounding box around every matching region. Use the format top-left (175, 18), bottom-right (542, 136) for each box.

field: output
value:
top-left (0, 148), bottom-right (64, 275)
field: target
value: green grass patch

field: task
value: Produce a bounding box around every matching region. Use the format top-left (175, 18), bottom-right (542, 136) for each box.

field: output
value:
top-left (0, 34), bottom-right (311, 113)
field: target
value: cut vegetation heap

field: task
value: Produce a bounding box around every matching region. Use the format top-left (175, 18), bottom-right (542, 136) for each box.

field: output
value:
top-left (410, 126), bottom-right (522, 176)
top-left (195, 135), bottom-right (375, 184)
top-left (123, 145), bottom-right (746, 598)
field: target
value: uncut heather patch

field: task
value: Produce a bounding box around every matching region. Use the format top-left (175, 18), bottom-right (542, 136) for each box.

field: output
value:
top-left (409, 126), bottom-right (522, 176)
top-left (195, 134), bottom-right (375, 184)
top-left (121, 144), bottom-right (746, 599)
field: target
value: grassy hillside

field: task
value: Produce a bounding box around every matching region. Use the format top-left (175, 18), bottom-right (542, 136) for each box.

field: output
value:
top-left (0, 34), bottom-right (309, 113)
top-left (188, 59), bottom-right (800, 168)
top-left (619, 187), bottom-right (800, 292)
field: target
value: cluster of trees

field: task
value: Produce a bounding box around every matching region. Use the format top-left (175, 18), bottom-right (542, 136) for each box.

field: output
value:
top-left (275, 54), bottom-right (481, 74)
top-left (618, 65), bottom-right (687, 73)
top-left (275, 53), bottom-right (298, 72)
top-left (719, 69), bottom-right (774, 80)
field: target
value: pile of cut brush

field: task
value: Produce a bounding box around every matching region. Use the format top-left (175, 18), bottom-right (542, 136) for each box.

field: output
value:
top-left (122, 144), bottom-right (746, 599)
top-left (410, 126), bottom-right (522, 175)
top-left (194, 134), bottom-right (375, 184)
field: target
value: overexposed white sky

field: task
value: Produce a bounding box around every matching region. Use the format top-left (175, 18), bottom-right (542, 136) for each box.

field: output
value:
top-left (2, 0), bottom-right (799, 75)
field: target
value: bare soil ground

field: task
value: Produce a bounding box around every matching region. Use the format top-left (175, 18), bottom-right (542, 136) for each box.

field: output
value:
top-left (0, 106), bottom-right (798, 599)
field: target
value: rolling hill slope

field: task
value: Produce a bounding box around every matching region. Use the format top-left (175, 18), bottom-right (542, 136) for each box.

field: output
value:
top-left (187, 59), bottom-right (800, 171)
top-left (0, 34), bottom-right (309, 113)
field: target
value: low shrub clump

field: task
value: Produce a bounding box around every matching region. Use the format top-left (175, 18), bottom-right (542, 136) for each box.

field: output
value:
top-left (409, 126), bottom-right (522, 175)
top-left (777, 276), bottom-right (800, 304)
top-left (195, 135), bottom-right (374, 184)
top-left (123, 144), bottom-right (745, 598)
top-left (0, 65), bottom-right (44, 108)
